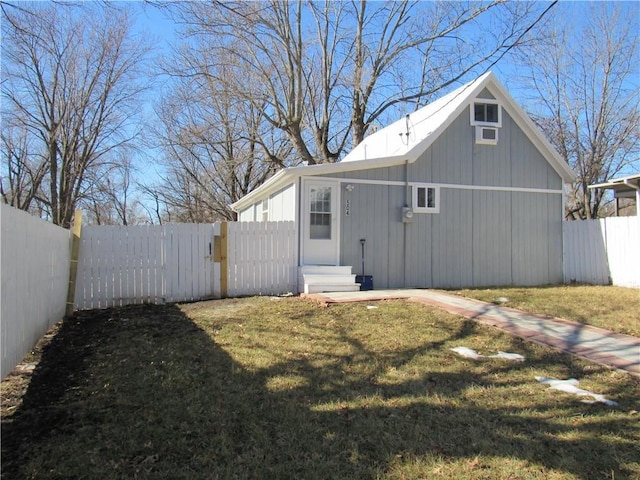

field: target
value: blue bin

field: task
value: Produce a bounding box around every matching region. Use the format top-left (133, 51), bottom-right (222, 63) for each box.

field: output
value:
top-left (356, 275), bottom-right (373, 291)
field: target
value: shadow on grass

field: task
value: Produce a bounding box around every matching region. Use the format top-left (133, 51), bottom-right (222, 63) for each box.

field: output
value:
top-left (2, 302), bottom-right (637, 479)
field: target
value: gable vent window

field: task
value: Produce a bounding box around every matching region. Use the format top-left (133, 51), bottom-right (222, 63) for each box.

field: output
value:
top-left (470, 100), bottom-right (502, 127)
top-left (412, 184), bottom-right (440, 214)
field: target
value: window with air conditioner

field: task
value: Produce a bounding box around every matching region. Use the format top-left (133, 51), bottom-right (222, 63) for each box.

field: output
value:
top-left (476, 126), bottom-right (498, 145)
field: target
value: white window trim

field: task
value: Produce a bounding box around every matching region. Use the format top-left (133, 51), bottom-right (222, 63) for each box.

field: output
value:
top-left (261, 199), bottom-right (269, 221)
top-left (470, 99), bottom-right (502, 127)
top-left (412, 184), bottom-right (440, 214)
top-left (475, 126), bottom-right (499, 145)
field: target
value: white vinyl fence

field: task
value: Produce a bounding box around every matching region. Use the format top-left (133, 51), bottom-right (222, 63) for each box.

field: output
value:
top-left (74, 221), bottom-right (297, 309)
top-left (1, 204), bottom-right (71, 379)
top-left (564, 216), bottom-right (640, 288)
top-left (74, 223), bottom-right (220, 309)
top-left (227, 221), bottom-right (297, 296)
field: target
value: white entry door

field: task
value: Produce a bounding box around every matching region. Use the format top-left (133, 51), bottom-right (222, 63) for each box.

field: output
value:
top-left (302, 179), bottom-right (339, 265)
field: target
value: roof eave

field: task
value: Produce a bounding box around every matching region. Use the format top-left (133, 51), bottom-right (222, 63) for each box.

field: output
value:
top-left (230, 169), bottom-right (293, 212)
top-left (230, 155), bottom-right (408, 212)
top-left (589, 174), bottom-right (640, 191)
top-left (484, 77), bottom-right (577, 184)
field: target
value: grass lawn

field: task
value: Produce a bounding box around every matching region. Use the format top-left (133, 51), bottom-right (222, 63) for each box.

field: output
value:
top-left (2, 296), bottom-right (639, 479)
top-left (453, 285), bottom-right (640, 337)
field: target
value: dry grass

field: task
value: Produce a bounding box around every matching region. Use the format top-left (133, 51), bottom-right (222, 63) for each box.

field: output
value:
top-left (2, 296), bottom-right (639, 479)
top-left (453, 285), bottom-right (640, 337)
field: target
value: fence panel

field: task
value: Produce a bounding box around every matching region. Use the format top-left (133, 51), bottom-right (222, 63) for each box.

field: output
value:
top-left (1, 204), bottom-right (71, 379)
top-left (227, 221), bottom-right (297, 297)
top-left (75, 221), bottom-right (296, 308)
top-left (564, 217), bottom-right (640, 287)
top-left (603, 217), bottom-right (640, 288)
top-left (75, 223), bottom-right (218, 309)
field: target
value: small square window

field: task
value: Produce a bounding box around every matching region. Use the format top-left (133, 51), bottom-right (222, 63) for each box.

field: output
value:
top-left (470, 101), bottom-right (501, 127)
top-left (413, 185), bottom-right (439, 213)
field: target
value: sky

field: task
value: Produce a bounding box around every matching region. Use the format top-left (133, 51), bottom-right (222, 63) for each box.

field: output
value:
top-left (9, 0), bottom-right (632, 218)
top-left (126, 1), bottom-right (639, 176)
top-left (129, 1), bottom-right (639, 98)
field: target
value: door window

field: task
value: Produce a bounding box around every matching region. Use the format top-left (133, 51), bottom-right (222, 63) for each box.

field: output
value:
top-left (309, 186), bottom-right (331, 239)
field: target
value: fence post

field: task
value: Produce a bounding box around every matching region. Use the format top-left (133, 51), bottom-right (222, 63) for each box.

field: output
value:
top-left (221, 221), bottom-right (228, 298)
top-left (214, 221), bottom-right (228, 298)
top-left (65, 210), bottom-right (82, 316)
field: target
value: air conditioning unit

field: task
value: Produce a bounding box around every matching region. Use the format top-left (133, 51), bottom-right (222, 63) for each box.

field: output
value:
top-left (476, 126), bottom-right (498, 145)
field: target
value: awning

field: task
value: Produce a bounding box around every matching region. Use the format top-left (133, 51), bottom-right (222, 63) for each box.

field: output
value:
top-left (589, 174), bottom-right (640, 198)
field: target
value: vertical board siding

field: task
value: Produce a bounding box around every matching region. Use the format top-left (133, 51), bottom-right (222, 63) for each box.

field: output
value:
top-left (226, 221), bottom-right (297, 297)
top-left (1, 204), bottom-right (71, 379)
top-left (268, 184), bottom-right (297, 221)
top-left (334, 106), bottom-right (568, 290)
top-left (472, 190), bottom-right (513, 287)
top-left (564, 217), bottom-right (640, 288)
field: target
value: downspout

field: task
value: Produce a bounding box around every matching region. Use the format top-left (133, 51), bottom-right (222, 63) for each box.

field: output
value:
top-left (403, 159), bottom-right (410, 288)
top-left (297, 176), bottom-right (303, 267)
top-left (562, 187), bottom-right (566, 283)
top-left (402, 113), bottom-right (412, 288)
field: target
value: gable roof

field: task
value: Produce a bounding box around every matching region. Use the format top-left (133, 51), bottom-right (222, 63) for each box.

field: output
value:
top-left (342, 73), bottom-right (491, 163)
top-left (231, 72), bottom-right (575, 212)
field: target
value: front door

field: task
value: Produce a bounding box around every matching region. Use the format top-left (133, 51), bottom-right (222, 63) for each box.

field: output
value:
top-left (302, 179), bottom-right (339, 265)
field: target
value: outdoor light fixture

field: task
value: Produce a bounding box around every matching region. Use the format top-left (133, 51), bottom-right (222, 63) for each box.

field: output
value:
top-left (345, 183), bottom-right (355, 192)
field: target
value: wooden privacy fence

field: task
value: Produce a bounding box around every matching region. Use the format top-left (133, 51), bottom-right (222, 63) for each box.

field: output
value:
top-left (74, 221), bottom-right (297, 309)
top-left (563, 216), bottom-right (640, 288)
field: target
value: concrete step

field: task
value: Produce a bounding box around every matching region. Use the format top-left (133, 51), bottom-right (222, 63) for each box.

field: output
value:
top-left (304, 284), bottom-right (361, 294)
top-left (299, 265), bottom-right (353, 275)
top-left (299, 266), bottom-right (357, 294)
top-left (303, 274), bottom-right (357, 285)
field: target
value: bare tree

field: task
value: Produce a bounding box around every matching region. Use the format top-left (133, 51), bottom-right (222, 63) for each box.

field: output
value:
top-left (171, 1), bottom-right (555, 164)
top-left (0, 123), bottom-right (47, 212)
top-left (83, 155), bottom-right (144, 226)
top-left (1, 3), bottom-right (152, 227)
top-left (516, 3), bottom-right (639, 219)
top-left (153, 60), bottom-right (294, 222)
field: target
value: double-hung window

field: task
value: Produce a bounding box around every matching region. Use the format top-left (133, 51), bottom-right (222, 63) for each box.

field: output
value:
top-left (309, 186), bottom-right (332, 239)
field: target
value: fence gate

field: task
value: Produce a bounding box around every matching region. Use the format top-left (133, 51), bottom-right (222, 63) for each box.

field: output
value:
top-left (75, 223), bottom-right (220, 309)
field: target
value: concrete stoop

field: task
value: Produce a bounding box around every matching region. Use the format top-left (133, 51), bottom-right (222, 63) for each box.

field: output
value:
top-left (298, 266), bottom-right (360, 294)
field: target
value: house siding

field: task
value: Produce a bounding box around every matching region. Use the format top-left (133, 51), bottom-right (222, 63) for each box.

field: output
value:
top-left (324, 106), bottom-right (564, 288)
top-left (268, 183), bottom-right (297, 221)
top-left (238, 183), bottom-right (297, 222)
top-left (238, 205), bottom-right (256, 222)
